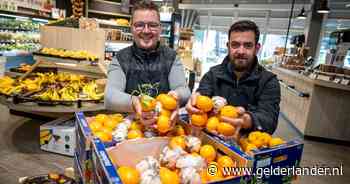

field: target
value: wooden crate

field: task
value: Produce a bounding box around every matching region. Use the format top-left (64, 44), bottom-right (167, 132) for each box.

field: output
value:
top-left (40, 26), bottom-right (106, 62)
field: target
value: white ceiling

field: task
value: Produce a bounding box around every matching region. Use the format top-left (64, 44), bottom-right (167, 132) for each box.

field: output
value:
top-left (178, 0), bottom-right (350, 35)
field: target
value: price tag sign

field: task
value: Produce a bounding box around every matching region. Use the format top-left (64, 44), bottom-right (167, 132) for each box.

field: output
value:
top-left (341, 79), bottom-right (350, 85)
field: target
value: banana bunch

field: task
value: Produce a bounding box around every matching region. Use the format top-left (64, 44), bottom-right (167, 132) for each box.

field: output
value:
top-left (0, 76), bottom-right (21, 95)
top-left (82, 81), bottom-right (104, 100)
top-left (35, 88), bottom-right (60, 101)
top-left (1, 72), bottom-right (104, 102)
top-left (59, 86), bottom-right (79, 101)
top-left (57, 72), bottom-right (71, 82)
top-left (40, 47), bottom-right (98, 61)
top-left (19, 78), bottom-right (42, 92)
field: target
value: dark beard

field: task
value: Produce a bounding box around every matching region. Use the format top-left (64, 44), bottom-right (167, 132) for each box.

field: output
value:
top-left (231, 58), bottom-right (253, 72)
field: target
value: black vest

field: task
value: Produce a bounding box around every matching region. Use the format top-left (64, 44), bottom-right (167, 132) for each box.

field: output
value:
top-left (116, 43), bottom-right (176, 97)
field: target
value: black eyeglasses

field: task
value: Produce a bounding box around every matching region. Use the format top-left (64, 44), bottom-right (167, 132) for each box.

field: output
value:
top-left (133, 21), bottom-right (160, 31)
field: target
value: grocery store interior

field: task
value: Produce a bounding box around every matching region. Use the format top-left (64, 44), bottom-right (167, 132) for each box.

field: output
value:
top-left (0, 0), bottom-right (349, 184)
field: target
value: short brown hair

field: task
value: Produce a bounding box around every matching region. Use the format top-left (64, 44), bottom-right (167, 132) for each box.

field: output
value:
top-left (132, 0), bottom-right (160, 22)
top-left (228, 20), bottom-right (260, 44)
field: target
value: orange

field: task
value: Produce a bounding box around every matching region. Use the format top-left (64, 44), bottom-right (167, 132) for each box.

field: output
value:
top-left (129, 121), bottom-right (143, 131)
top-left (157, 115), bottom-right (171, 133)
top-left (174, 125), bottom-right (186, 136)
top-left (260, 132), bottom-right (272, 146)
top-left (127, 129), bottom-right (143, 139)
top-left (191, 113), bottom-right (208, 127)
top-left (159, 167), bottom-right (180, 184)
top-left (160, 109), bottom-right (172, 117)
top-left (158, 94), bottom-right (177, 111)
top-left (239, 138), bottom-right (249, 150)
top-left (109, 113), bottom-right (124, 123)
top-left (156, 93), bottom-right (167, 101)
top-left (100, 128), bottom-right (113, 139)
top-left (269, 137), bottom-right (285, 147)
top-left (95, 114), bottom-right (109, 124)
top-left (103, 119), bottom-right (119, 130)
top-left (94, 131), bottom-right (112, 142)
top-left (217, 156), bottom-right (235, 174)
top-left (196, 95), bottom-right (213, 112)
top-left (252, 137), bottom-right (266, 148)
top-left (206, 116), bottom-right (219, 132)
top-left (220, 105), bottom-right (238, 118)
top-left (248, 131), bottom-right (262, 143)
top-left (206, 161), bottom-right (223, 181)
top-left (140, 95), bottom-right (157, 112)
top-left (217, 122), bottom-right (235, 136)
top-left (200, 144), bottom-right (216, 162)
top-left (89, 120), bottom-right (103, 133)
top-left (169, 136), bottom-right (186, 150)
top-left (117, 166), bottom-right (140, 184)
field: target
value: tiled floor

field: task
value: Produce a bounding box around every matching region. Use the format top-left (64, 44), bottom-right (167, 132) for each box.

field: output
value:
top-left (0, 104), bottom-right (348, 183)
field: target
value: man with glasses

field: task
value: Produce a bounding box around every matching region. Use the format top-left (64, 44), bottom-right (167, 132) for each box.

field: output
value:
top-left (105, 1), bottom-right (190, 126)
top-left (186, 21), bottom-right (281, 139)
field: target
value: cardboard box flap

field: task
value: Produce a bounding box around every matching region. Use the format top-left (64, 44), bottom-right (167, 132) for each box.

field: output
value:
top-left (107, 137), bottom-right (170, 168)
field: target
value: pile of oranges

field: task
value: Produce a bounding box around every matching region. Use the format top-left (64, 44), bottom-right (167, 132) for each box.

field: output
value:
top-left (87, 113), bottom-right (124, 142)
top-left (115, 136), bottom-right (237, 184)
top-left (239, 131), bottom-right (285, 153)
top-left (191, 95), bottom-right (238, 137)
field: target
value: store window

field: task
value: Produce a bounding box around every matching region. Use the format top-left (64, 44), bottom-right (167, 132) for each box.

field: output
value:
top-left (193, 29), bottom-right (228, 75)
top-left (318, 19), bottom-right (350, 65)
top-left (260, 34), bottom-right (290, 61)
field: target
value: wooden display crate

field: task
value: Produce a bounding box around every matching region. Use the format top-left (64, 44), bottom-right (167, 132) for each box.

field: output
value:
top-left (40, 26), bottom-right (106, 62)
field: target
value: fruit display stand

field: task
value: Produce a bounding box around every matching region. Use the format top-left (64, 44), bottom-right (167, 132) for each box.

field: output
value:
top-left (0, 25), bottom-right (108, 118)
top-left (74, 111), bottom-right (253, 184)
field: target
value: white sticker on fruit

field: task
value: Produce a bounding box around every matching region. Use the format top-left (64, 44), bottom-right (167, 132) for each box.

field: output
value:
top-left (256, 157), bottom-right (272, 168)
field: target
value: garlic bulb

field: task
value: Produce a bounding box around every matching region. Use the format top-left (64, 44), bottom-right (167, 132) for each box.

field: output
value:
top-left (185, 136), bottom-right (202, 153)
top-left (176, 155), bottom-right (206, 171)
top-left (136, 156), bottom-right (160, 173)
top-left (212, 96), bottom-right (227, 114)
top-left (140, 169), bottom-right (161, 184)
top-left (180, 167), bottom-right (201, 184)
top-left (160, 146), bottom-right (186, 169)
top-left (112, 128), bottom-right (128, 142)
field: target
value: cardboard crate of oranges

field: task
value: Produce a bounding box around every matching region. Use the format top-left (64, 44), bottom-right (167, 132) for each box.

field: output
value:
top-left (187, 95), bottom-right (304, 184)
top-left (89, 132), bottom-right (252, 184)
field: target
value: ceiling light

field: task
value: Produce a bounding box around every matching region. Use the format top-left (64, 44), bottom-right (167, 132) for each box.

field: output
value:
top-left (346, 4), bottom-right (350, 8)
top-left (317, 0), bottom-right (330, 14)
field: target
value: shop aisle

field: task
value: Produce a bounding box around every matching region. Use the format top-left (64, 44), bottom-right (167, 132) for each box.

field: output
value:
top-left (0, 104), bottom-right (349, 183)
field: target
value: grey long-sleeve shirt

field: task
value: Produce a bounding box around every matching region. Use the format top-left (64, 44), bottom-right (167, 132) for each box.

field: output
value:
top-left (104, 56), bottom-right (191, 112)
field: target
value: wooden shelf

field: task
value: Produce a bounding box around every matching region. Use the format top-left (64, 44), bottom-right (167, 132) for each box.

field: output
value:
top-left (93, 0), bottom-right (121, 6)
top-left (88, 9), bottom-right (131, 18)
